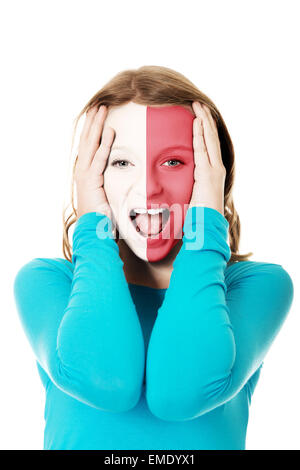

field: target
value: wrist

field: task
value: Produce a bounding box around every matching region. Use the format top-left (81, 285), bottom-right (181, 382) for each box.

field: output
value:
top-left (188, 200), bottom-right (224, 217)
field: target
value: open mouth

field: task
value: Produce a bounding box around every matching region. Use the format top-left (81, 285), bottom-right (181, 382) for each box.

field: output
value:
top-left (129, 208), bottom-right (170, 238)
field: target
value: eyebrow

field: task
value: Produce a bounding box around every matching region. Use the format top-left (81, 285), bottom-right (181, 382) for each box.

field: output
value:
top-left (160, 145), bottom-right (191, 153)
top-left (110, 145), bottom-right (131, 152)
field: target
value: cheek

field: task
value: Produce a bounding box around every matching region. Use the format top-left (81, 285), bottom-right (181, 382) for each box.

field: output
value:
top-left (103, 170), bottom-right (132, 208)
top-left (103, 171), bottom-right (118, 205)
top-left (158, 165), bottom-right (195, 205)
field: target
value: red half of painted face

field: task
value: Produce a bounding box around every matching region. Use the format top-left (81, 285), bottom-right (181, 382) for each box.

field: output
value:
top-left (145, 105), bottom-right (195, 262)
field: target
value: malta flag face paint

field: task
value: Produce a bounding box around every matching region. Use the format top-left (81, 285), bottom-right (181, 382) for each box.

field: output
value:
top-left (103, 101), bottom-right (195, 262)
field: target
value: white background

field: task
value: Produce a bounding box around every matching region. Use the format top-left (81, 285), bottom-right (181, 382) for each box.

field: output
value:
top-left (0, 0), bottom-right (299, 450)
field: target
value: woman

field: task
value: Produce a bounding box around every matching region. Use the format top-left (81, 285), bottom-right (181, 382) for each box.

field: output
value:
top-left (13, 65), bottom-right (294, 450)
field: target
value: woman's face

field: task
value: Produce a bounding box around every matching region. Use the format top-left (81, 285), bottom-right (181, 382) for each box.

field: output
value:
top-left (103, 101), bottom-right (195, 262)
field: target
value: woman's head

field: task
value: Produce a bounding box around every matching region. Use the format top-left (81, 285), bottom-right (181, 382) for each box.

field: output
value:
top-left (63, 65), bottom-right (253, 264)
top-left (102, 101), bottom-right (196, 262)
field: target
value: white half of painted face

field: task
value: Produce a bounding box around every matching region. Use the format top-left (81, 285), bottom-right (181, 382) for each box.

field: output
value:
top-left (102, 101), bottom-right (195, 262)
top-left (103, 102), bottom-right (147, 260)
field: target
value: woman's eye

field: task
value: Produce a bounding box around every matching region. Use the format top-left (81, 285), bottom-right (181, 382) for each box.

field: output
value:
top-left (111, 159), bottom-right (131, 169)
top-left (162, 159), bottom-right (183, 167)
top-left (111, 158), bottom-right (183, 169)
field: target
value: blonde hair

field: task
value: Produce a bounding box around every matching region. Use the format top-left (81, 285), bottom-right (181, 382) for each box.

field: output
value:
top-left (62, 65), bottom-right (253, 265)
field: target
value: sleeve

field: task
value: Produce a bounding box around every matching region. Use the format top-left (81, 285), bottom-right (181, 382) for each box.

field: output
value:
top-left (145, 206), bottom-right (294, 421)
top-left (13, 211), bottom-right (145, 412)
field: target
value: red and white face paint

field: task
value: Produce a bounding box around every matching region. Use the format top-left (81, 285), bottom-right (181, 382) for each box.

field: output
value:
top-left (103, 101), bottom-right (195, 262)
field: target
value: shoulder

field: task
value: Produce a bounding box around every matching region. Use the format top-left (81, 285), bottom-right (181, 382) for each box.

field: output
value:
top-left (225, 260), bottom-right (293, 289)
top-left (224, 260), bottom-right (294, 312)
top-left (13, 258), bottom-right (75, 337)
top-left (14, 257), bottom-right (74, 289)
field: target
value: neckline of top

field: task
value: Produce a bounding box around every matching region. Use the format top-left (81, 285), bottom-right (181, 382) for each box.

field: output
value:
top-left (128, 282), bottom-right (168, 292)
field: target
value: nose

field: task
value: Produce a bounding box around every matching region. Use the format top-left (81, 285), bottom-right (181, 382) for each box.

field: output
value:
top-left (131, 163), bottom-right (147, 201)
top-left (147, 174), bottom-right (164, 200)
top-left (131, 161), bottom-right (164, 202)
top-left (147, 163), bottom-right (164, 201)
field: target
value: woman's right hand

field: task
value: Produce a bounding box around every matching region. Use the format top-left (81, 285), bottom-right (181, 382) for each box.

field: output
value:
top-left (75, 104), bottom-right (115, 220)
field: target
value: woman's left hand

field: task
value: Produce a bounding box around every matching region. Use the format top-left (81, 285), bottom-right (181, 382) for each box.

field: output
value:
top-left (189, 101), bottom-right (226, 216)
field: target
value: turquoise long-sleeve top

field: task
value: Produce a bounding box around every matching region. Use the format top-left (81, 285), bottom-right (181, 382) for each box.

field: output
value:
top-left (13, 206), bottom-right (294, 450)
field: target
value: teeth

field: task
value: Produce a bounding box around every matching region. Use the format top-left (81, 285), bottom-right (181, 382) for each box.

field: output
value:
top-left (134, 208), bottom-right (148, 214)
top-left (131, 208), bottom-right (166, 215)
top-left (147, 208), bottom-right (164, 215)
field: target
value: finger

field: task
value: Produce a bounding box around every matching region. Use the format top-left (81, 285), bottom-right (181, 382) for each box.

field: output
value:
top-left (193, 117), bottom-right (211, 166)
top-left (202, 104), bottom-right (218, 134)
top-left (192, 101), bottom-right (217, 132)
top-left (87, 104), bottom-right (108, 143)
top-left (193, 102), bottom-right (222, 168)
top-left (80, 105), bottom-right (99, 143)
top-left (200, 104), bottom-right (223, 168)
top-left (91, 126), bottom-right (115, 176)
top-left (201, 113), bottom-right (223, 168)
top-left (80, 105), bottom-right (108, 168)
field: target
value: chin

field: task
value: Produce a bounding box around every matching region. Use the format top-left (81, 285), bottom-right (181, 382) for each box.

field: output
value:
top-left (116, 221), bottom-right (182, 263)
top-left (147, 238), bottom-right (181, 263)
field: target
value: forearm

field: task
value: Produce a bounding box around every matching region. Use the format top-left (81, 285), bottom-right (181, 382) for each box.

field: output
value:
top-left (54, 212), bottom-right (145, 410)
top-left (146, 206), bottom-right (234, 420)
